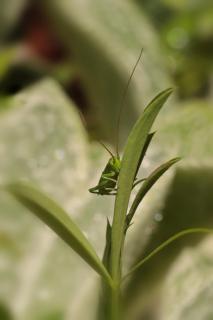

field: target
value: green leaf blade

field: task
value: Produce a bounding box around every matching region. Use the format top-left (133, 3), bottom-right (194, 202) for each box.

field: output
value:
top-left (126, 157), bottom-right (181, 228)
top-left (102, 219), bottom-right (112, 271)
top-left (7, 182), bottom-right (113, 287)
top-left (123, 228), bottom-right (213, 280)
top-left (135, 131), bottom-right (155, 179)
top-left (111, 88), bottom-right (173, 280)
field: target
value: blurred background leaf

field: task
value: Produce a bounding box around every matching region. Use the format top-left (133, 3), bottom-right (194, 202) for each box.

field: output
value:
top-left (0, 0), bottom-right (212, 319)
top-left (41, 0), bottom-right (172, 143)
top-left (0, 0), bottom-right (172, 143)
top-left (0, 0), bottom-right (27, 40)
top-left (0, 79), bottom-right (114, 320)
top-left (136, 0), bottom-right (213, 99)
top-left (159, 235), bottom-right (213, 320)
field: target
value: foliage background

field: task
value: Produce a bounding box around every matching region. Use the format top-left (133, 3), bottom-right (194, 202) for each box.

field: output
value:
top-left (0, 0), bottom-right (212, 319)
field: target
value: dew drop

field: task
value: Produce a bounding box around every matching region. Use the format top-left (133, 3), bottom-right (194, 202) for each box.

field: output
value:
top-left (154, 212), bottom-right (163, 222)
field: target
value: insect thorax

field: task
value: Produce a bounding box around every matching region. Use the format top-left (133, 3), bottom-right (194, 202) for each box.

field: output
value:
top-left (108, 157), bottom-right (121, 173)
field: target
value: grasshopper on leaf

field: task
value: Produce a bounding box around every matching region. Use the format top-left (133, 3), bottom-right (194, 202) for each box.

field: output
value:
top-left (89, 48), bottom-right (150, 196)
top-left (89, 144), bottom-right (121, 195)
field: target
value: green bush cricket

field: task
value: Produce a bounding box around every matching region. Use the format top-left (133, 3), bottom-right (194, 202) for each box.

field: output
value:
top-left (89, 143), bottom-right (121, 195)
top-left (89, 48), bottom-right (153, 196)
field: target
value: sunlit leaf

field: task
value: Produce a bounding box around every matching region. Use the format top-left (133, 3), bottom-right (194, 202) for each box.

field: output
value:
top-left (42, 0), bottom-right (171, 142)
top-left (7, 182), bottom-right (112, 286)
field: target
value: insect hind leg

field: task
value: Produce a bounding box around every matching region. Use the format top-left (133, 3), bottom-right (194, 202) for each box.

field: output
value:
top-left (102, 176), bottom-right (117, 183)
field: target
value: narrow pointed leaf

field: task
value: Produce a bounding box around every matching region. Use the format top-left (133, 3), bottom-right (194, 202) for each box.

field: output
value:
top-left (111, 88), bottom-right (173, 279)
top-left (135, 132), bottom-right (155, 179)
top-left (7, 182), bottom-right (113, 286)
top-left (96, 220), bottom-right (112, 320)
top-left (103, 219), bottom-right (112, 271)
top-left (126, 157), bottom-right (181, 228)
top-left (123, 228), bottom-right (213, 280)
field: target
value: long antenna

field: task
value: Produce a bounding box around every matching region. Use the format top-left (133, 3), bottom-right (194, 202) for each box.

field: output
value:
top-left (115, 48), bottom-right (144, 158)
top-left (99, 141), bottom-right (114, 158)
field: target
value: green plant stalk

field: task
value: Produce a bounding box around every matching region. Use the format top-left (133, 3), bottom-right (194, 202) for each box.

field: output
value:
top-left (108, 89), bottom-right (173, 319)
top-left (5, 88), bottom-right (185, 320)
top-left (96, 278), bottom-right (119, 320)
top-left (109, 283), bottom-right (121, 320)
top-left (111, 89), bottom-right (173, 284)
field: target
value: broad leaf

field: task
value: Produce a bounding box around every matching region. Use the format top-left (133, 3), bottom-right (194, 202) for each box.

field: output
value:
top-left (42, 0), bottom-right (171, 142)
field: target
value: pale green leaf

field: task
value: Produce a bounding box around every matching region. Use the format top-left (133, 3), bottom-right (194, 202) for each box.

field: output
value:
top-left (7, 182), bottom-right (113, 287)
top-left (41, 0), bottom-right (171, 142)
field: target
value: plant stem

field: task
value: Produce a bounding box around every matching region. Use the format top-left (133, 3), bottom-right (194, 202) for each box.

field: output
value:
top-left (109, 282), bottom-right (121, 320)
top-left (110, 227), bottom-right (124, 319)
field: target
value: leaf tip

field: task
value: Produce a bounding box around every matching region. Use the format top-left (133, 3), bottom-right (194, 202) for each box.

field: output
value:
top-left (163, 87), bottom-right (174, 97)
top-left (172, 157), bottom-right (182, 163)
